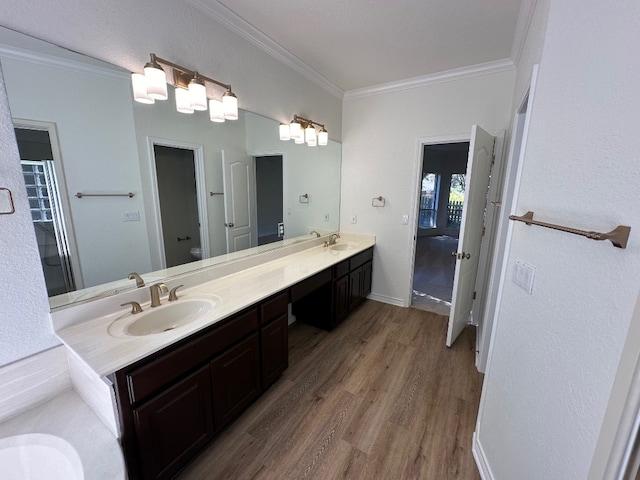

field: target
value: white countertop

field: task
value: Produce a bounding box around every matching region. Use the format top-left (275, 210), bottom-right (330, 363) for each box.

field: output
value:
top-left (56, 234), bottom-right (375, 377)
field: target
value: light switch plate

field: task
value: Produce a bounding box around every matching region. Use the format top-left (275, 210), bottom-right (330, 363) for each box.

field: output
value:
top-left (123, 211), bottom-right (140, 222)
top-left (402, 214), bottom-right (409, 225)
top-left (512, 260), bottom-right (535, 294)
top-left (351, 215), bottom-right (357, 224)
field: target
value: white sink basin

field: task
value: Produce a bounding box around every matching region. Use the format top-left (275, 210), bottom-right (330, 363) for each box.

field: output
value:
top-left (330, 243), bottom-right (356, 251)
top-left (108, 298), bottom-right (218, 338)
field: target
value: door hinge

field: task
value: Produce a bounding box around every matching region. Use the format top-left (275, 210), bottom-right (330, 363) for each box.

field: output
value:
top-left (472, 291), bottom-right (477, 300)
top-left (481, 226), bottom-right (486, 236)
top-left (491, 154), bottom-right (496, 166)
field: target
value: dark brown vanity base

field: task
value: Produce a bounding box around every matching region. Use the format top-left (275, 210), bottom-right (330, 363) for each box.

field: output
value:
top-left (110, 291), bottom-right (289, 480)
top-left (110, 246), bottom-right (373, 480)
top-left (292, 247), bottom-right (373, 330)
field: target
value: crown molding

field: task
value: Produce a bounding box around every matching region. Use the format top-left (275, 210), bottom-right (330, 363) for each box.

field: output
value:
top-left (186, 0), bottom-right (344, 99)
top-left (344, 59), bottom-right (515, 100)
top-left (0, 44), bottom-right (128, 81)
top-left (510, 0), bottom-right (539, 66)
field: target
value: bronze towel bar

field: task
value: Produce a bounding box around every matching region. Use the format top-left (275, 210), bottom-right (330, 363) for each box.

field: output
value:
top-left (509, 211), bottom-right (631, 249)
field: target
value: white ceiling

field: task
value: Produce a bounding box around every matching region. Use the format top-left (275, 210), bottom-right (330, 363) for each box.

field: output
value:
top-left (189, 0), bottom-right (523, 93)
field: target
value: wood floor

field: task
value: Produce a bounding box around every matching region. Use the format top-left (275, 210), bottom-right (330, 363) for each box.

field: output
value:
top-left (179, 301), bottom-right (483, 480)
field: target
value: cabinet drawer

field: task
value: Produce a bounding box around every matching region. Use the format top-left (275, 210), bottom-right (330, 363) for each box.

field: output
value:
top-left (333, 259), bottom-right (349, 279)
top-left (126, 308), bottom-right (258, 405)
top-left (260, 291), bottom-right (289, 324)
top-left (290, 268), bottom-right (332, 302)
top-left (349, 247), bottom-right (373, 271)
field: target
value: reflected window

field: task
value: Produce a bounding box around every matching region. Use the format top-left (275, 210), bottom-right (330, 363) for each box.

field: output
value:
top-left (419, 173), bottom-right (439, 229)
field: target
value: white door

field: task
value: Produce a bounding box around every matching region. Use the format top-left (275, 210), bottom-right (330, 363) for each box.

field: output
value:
top-left (222, 150), bottom-right (256, 253)
top-left (446, 125), bottom-right (495, 347)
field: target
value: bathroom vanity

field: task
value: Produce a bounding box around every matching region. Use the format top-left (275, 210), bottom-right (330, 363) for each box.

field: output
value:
top-left (54, 235), bottom-right (374, 480)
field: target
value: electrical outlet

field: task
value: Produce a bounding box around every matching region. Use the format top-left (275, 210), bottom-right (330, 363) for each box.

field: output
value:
top-left (123, 211), bottom-right (140, 222)
top-left (351, 214), bottom-right (357, 224)
top-left (277, 222), bottom-right (284, 237)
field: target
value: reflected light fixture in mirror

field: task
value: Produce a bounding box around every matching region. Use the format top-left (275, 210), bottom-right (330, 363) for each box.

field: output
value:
top-left (280, 115), bottom-right (328, 147)
top-left (131, 53), bottom-right (238, 121)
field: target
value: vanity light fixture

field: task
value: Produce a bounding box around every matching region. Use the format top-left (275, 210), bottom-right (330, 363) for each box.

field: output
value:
top-left (279, 115), bottom-right (328, 147)
top-left (131, 53), bottom-right (238, 121)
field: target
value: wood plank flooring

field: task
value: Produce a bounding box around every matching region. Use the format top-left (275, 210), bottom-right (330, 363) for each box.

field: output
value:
top-left (178, 301), bottom-right (483, 480)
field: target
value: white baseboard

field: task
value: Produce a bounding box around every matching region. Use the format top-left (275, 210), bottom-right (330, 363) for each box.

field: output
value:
top-left (473, 431), bottom-right (494, 480)
top-left (367, 293), bottom-right (406, 307)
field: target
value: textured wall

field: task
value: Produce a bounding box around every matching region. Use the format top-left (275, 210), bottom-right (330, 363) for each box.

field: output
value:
top-left (340, 70), bottom-right (515, 306)
top-left (476, 1), bottom-right (640, 478)
top-left (0, 63), bottom-right (59, 364)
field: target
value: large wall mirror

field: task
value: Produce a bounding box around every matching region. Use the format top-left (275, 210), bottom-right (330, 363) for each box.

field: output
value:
top-left (0, 27), bottom-right (341, 310)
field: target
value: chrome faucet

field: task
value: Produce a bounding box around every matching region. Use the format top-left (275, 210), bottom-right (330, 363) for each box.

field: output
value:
top-left (328, 233), bottom-right (340, 245)
top-left (309, 230), bottom-right (321, 238)
top-left (128, 272), bottom-right (145, 288)
top-left (149, 283), bottom-right (168, 307)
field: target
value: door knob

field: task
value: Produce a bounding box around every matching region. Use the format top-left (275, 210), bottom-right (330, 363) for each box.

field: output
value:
top-left (225, 222), bottom-right (234, 227)
top-left (452, 252), bottom-right (471, 260)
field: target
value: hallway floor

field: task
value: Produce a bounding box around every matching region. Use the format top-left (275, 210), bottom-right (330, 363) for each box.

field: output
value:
top-left (179, 301), bottom-right (482, 480)
top-left (412, 235), bottom-right (458, 316)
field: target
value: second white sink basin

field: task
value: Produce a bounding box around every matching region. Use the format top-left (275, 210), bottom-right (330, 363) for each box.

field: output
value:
top-left (330, 243), bottom-right (356, 251)
top-left (108, 298), bottom-right (218, 338)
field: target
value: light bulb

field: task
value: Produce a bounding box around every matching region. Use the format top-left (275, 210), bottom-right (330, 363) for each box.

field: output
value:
top-left (305, 125), bottom-right (316, 144)
top-left (131, 73), bottom-right (154, 104)
top-left (209, 99), bottom-right (225, 122)
top-left (175, 87), bottom-right (194, 113)
top-left (289, 121), bottom-right (302, 140)
top-left (318, 129), bottom-right (328, 146)
top-left (279, 124), bottom-right (291, 141)
top-left (222, 91), bottom-right (238, 120)
top-left (189, 76), bottom-right (207, 111)
top-left (143, 61), bottom-right (167, 100)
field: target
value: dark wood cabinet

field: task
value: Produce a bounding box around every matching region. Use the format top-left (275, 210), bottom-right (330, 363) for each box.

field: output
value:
top-left (110, 248), bottom-right (372, 479)
top-left (260, 313), bottom-right (289, 389)
top-left (133, 366), bottom-right (214, 480)
top-left (210, 334), bottom-right (260, 430)
top-left (295, 247), bottom-right (374, 330)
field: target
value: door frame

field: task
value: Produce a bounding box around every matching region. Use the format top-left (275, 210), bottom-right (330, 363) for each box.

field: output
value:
top-left (246, 148), bottom-right (288, 239)
top-left (13, 118), bottom-right (84, 289)
top-left (408, 132), bottom-right (472, 310)
top-left (146, 137), bottom-right (208, 269)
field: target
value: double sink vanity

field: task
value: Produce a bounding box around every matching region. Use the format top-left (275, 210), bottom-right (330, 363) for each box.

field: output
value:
top-left (54, 233), bottom-right (374, 480)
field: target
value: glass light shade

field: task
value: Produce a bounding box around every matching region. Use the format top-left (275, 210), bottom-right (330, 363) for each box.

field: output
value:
top-left (307, 132), bottom-right (317, 147)
top-left (175, 87), bottom-right (194, 113)
top-left (318, 129), bottom-right (328, 146)
top-left (143, 63), bottom-right (167, 100)
top-left (222, 91), bottom-right (238, 120)
top-left (305, 125), bottom-right (316, 143)
top-left (294, 136), bottom-right (305, 144)
top-left (279, 124), bottom-right (291, 141)
top-left (188, 78), bottom-right (208, 111)
top-left (209, 99), bottom-right (225, 123)
top-left (289, 121), bottom-right (302, 140)
top-left (131, 73), bottom-right (154, 104)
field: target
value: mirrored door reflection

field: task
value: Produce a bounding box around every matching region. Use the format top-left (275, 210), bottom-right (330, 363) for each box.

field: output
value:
top-left (16, 128), bottom-right (75, 296)
top-left (255, 155), bottom-right (283, 246)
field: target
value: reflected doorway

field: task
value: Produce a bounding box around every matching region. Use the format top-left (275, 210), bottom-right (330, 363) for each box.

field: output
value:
top-left (15, 127), bottom-right (76, 296)
top-left (411, 142), bottom-right (469, 316)
top-left (153, 145), bottom-right (203, 268)
top-left (255, 155), bottom-right (283, 246)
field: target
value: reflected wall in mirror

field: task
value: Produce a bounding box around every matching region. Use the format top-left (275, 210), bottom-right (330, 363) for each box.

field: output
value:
top-left (0, 27), bottom-right (341, 309)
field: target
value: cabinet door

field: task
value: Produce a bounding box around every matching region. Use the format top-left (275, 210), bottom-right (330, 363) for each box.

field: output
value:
top-left (261, 314), bottom-right (289, 390)
top-left (333, 274), bottom-right (350, 325)
top-left (211, 333), bottom-right (260, 430)
top-left (133, 366), bottom-right (214, 480)
top-left (349, 267), bottom-right (363, 309)
top-left (362, 261), bottom-right (372, 297)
